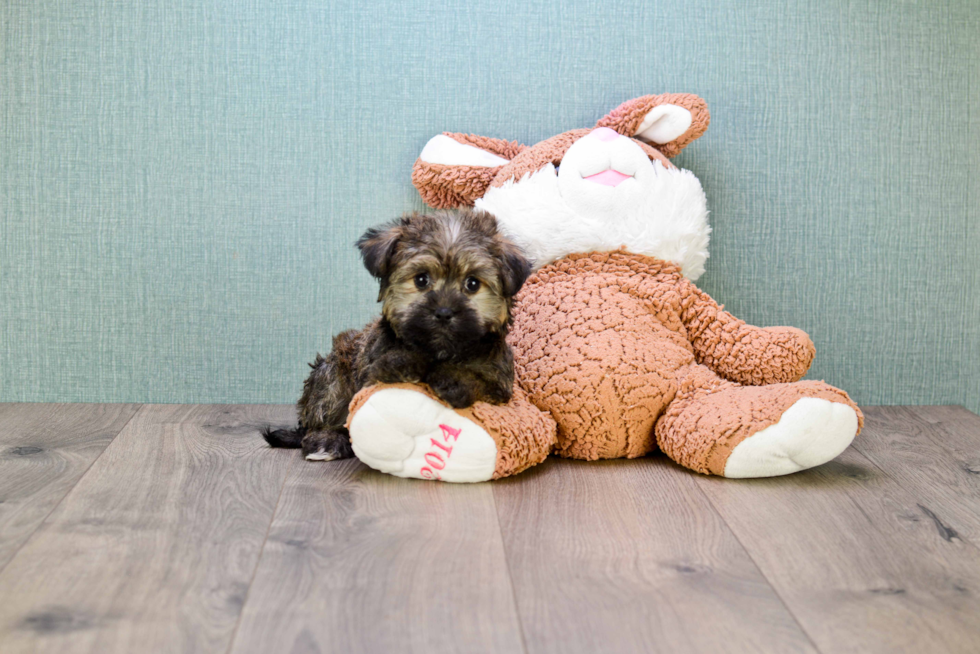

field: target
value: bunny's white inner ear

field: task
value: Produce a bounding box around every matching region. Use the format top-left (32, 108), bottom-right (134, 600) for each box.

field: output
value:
top-left (419, 134), bottom-right (510, 167)
top-left (635, 104), bottom-right (693, 144)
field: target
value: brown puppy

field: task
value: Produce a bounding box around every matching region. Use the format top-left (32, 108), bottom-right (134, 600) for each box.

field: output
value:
top-left (263, 209), bottom-right (532, 460)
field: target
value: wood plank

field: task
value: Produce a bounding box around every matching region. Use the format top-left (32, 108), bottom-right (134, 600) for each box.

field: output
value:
top-left (853, 406), bottom-right (980, 545)
top-left (230, 458), bottom-right (526, 654)
top-left (903, 405), bottom-right (980, 462)
top-left (0, 404), bottom-right (295, 654)
top-left (0, 403), bottom-right (140, 572)
top-left (696, 443), bottom-right (980, 654)
top-left (492, 457), bottom-right (817, 654)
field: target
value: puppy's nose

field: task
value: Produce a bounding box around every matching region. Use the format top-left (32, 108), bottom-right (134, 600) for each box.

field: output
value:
top-left (434, 307), bottom-right (454, 322)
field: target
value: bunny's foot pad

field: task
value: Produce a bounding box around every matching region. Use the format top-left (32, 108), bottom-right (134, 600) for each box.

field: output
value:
top-left (348, 387), bottom-right (497, 482)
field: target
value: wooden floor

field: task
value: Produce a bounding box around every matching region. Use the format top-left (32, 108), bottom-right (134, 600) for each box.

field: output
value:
top-left (0, 405), bottom-right (979, 653)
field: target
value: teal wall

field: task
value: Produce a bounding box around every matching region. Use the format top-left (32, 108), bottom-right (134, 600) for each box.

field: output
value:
top-left (2, 0), bottom-right (978, 411)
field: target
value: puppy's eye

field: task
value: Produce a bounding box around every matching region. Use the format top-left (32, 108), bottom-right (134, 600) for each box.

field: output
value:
top-left (464, 276), bottom-right (481, 293)
top-left (414, 273), bottom-right (430, 290)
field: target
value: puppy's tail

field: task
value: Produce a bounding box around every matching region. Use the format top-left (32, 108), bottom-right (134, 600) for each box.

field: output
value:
top-left (262, 425), bottom-right (306, 449)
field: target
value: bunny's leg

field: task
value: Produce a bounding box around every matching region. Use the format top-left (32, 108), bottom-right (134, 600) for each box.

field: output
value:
top-left (346, 383), bottom-right (556, 482)
top-left (655, 364), bottom-right (862, 477)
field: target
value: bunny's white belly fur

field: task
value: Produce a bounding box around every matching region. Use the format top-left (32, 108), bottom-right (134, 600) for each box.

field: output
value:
top-left (477, 162), bottom-right (710, 281)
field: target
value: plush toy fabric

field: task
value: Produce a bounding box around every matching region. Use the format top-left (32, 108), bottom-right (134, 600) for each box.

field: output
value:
top-left (345, 93), bottom-right (862, 482)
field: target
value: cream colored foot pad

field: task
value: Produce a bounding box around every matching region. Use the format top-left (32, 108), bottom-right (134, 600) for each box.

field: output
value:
top-left (724, 398), bottom-right (858, 478)
top-left (349, 388), bottom-right (497, 482)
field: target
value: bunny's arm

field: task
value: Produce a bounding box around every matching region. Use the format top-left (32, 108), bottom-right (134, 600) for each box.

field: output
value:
top-left (677, 279), bottom-right (815, 385)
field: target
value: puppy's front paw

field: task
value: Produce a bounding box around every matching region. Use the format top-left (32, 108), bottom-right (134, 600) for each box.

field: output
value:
top-left (428, 376), bottom-right (474, 409)
top-left (482, 383), bottom-right (513, 406)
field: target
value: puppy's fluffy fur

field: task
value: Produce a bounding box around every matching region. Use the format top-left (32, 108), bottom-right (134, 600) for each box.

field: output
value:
top-left (263, 209), bottom-right (532, 461)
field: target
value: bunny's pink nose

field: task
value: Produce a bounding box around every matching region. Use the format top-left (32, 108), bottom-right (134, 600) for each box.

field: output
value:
top-left (591, 127), bottom-right (621, 142)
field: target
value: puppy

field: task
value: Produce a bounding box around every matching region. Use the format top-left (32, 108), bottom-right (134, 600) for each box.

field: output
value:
top-left (263, 209), bottom-right (532, 461)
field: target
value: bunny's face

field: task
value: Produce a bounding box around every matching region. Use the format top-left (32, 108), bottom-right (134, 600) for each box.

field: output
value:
top-left (412, 94), bottom-right (712, 280)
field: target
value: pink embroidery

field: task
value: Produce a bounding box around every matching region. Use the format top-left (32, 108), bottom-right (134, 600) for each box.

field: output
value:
top-left (420, 424), bottom-right (463, 480)
top-left (430, 438), bottom-right (452, 455)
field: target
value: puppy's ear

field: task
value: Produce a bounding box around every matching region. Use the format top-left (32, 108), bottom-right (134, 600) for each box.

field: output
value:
top-left (495, 237), bottom-right (532, 298)
top-left (356, 220), bottom-right (405, 280)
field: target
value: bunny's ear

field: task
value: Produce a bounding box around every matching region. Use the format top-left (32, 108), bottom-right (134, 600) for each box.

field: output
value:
top-left (597, 93), bottom-right (710, 158)
top-left (412, 133), bottom-right (525, 209)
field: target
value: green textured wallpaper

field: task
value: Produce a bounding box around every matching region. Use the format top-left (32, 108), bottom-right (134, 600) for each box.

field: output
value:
top-left (1, 0), bottom-right (978, 410)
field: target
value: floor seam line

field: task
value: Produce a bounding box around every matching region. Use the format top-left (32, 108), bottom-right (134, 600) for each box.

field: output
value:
top-left (224, 452), bottom-right (297, 654)
top-left (490, 487), bottom-right (532, 654)
top-left (0, 403), bottom-right (144, 580)
top-left (689, 476), bottom-right (826, 654)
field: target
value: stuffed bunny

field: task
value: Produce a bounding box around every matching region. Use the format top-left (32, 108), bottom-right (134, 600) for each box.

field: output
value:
top-left (344, 93), bottom-right (862, 482)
